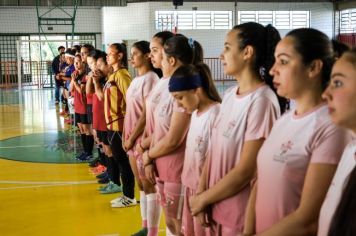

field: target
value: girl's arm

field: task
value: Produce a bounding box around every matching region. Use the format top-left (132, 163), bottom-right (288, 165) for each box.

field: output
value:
top-left (124, 103), bottom-right (147, 150)
top-left (189, 139), bottom-right (264, 215)
top-left (143, 111), bottom-right (191, 163)
top-left (93, 77), bottom-right (104, 101)
top-left (257, 163), bottom-right (337, 236)
top-left (86, 74), bottom-right (95, 94)
top-left (243, 181), bottom-right (258, 236)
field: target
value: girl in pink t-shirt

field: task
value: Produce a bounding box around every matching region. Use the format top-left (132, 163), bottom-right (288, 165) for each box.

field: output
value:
top-left (141, 35), bottom-right (204, 236)
top-left (244, 28), bottom-right (351, 236)
top-left (122, 40), bottom-right (159, 236)
top-left (134, 31), bottom-right (174, 236)
top-left (168, 64), bottom-right (222, 236)
top-left (318, 49), bottom-right (356, 236)
top-left (189, 22), bottom-right (286, 236)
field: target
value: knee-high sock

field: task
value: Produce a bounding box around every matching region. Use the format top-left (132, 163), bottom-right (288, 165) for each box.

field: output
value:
top-left (140, 191), bottom-right (147, 228)
top-left (80, 134), bottom-right (87, 154)
top-left (86, 135), bottom-right (94, 155)
top-left (147, 193), bottom-right (162, 236)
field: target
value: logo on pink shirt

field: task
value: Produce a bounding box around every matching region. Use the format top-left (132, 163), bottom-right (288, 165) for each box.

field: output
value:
top-left (159, 103), bottom-right (168, 117)
top-left (273, 140), bottom-right (293, 163)
top-left (194, 136), bottom-right (205, 154)
top-left (223, 120), bottom-right (237, 138)
top-left (152, 93), bottom-right (161, 104)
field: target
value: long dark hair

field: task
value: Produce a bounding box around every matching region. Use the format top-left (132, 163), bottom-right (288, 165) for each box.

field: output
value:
top-left (110, 43), bottom-right (128, 69)
top-left (132, 40), bottom-right (162, 77)
top-left (328, 166), bottom-right (356, 236)
top-left (88, 49), bottom-right (107, 62)
top-left (153, 31), bottom-right (175, 46)
top-left (164, 35), bottom-right (204, 66)
top-left (233, 22), bottom-right (288, 114)
top-left (170, 64), bottom-right (221, 103)
top-left (286, 28), bottom-right (334, 91)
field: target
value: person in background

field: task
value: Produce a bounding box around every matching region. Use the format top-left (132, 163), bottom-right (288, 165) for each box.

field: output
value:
top-left (52, 46), bottom-right (65, 104)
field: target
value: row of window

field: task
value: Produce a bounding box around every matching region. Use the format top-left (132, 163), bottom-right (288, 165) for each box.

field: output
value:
top-left (340, 9), bottom-right (356, 33)
top-left (156, 9), bottom-right (356, 33)
top-left (155, 10), bottom-right (310, 30)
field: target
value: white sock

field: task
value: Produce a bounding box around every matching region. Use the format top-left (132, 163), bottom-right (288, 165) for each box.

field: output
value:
top-left (147, 193), bottom-right (162, 229)
top-left (166, 226), bottom-right (175, 236)
top-left (140, 191), bottom-right (147, 228)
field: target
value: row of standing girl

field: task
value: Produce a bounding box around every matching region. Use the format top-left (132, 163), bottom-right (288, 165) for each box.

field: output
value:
top-left (72, 22), bottom-right (354, 236)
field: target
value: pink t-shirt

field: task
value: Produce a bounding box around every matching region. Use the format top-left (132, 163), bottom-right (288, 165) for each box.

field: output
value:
top-left (207, 84), bottom-right (280, 229)
top-left (150, 77), bottom-right (190, 183)
top-left (145, 78), bottom-right (167, 137)
top-left (255, 105), bottom-right (351, 233)
top-left (181, 103), bottom-right (220, 190)
top-left (124, 71), bottom-right (159, 156)
top-left (318, 137), bottom-right (356, 236)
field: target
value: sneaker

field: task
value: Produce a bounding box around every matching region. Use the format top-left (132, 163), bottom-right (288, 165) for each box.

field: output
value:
top-left (88, 157), bottom-right (100, 167)
top-left (96, 171), bottom-right (108, 179)
top-left (111, 195), bottom-right (137, 208)
top-left (75, 152), bottom-right (86, 160)
top-left (64, 118), bottom-right (73, 124)
top-left (59, 110), bottom-right (68, 116)
top-left (97, 176), bottom-right (109, 184)
top-left (131, 228), bottom-right (148, 236)
top-left (99, 181), bottom-right (122, 194)
top-left (77, 153), bottom-right (92, 162)
top-left (91, 164), bottom-right (107, 175)
top-left (98, 182), bottom-right (110, 191)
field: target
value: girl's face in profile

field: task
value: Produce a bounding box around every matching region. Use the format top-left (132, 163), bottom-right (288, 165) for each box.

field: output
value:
top-left (323, 54), bottom-right (356, 131)
top-left (269, 36), bottom-right (310, 100)
top-left (149, 37), bottom-right (164, 69)
top-left (171, 89), bottom-right (199, 113)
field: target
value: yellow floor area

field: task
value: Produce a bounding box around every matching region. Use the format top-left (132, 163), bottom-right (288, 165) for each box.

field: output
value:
top-left (0, 89), bottom-right (166, 236)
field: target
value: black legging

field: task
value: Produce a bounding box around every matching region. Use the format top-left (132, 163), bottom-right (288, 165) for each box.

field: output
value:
top-left (108, 130), bottom-right (135, 199)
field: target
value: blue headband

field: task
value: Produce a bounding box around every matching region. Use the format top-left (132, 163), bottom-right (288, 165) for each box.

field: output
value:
top-left (169, 74), bottom-right (203, 92)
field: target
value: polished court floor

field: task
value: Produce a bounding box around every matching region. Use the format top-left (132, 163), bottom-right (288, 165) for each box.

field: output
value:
top-left (0, 89), bottom-right (166, 236)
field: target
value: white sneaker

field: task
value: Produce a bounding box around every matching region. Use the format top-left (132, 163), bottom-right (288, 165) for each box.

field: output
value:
top-left (110, 196), bottom-right (122, 204)
top-left (111, 195), bottom-right (137, 208)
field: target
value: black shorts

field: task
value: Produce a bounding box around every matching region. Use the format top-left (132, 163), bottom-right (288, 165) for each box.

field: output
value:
top-left (96, 130), bottom-right (109, 145)
top-left (86, 104), bottom-right (93, 124)
top-left (75, 113), bottom-right (89, 124)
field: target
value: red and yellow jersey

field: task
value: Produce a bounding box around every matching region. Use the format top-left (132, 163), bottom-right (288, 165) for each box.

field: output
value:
top-left (104, 68), bottom-right (132, 131)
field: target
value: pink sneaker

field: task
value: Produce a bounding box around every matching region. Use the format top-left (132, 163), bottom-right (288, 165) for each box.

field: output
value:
top-left (91, 164), bottom-right (107, 175)
top-left (59, 110), bottom-right (68, 116)
top-left (64, 118), bottom-right (72, 124)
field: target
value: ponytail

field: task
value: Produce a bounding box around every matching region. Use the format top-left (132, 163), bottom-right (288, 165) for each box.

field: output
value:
top-left (110, 43), bottom-right (128, 69)
top-left (234, 22), bottom-right (288, 113)
top-left (195, 63), bottom-right (221, 103)
top-left (164, 35), bottom-right (204, 66)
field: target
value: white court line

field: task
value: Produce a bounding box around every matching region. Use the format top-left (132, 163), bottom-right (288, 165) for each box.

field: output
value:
top-left (0, 180), bottom-right (96, 184)
top-left (0, 145), bottom-right (45, 149)
top-left (0, 181), bottom-right (97, 190)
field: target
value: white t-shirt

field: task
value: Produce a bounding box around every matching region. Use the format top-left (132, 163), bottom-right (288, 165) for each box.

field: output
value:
top-left (150, 77), bottom-right (190, 183)
top-left (207, 84), bottom-right (280, 229)
top-left (124, 71), bottom-right (158, 156)
top-left (318, 137), bottom-right (356, 236)
top-left (181, 103), bottom-right (220, 190)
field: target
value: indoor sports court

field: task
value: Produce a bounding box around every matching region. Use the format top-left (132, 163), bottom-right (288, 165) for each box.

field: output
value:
top-left (0, 0), bottom-right (355, 236)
